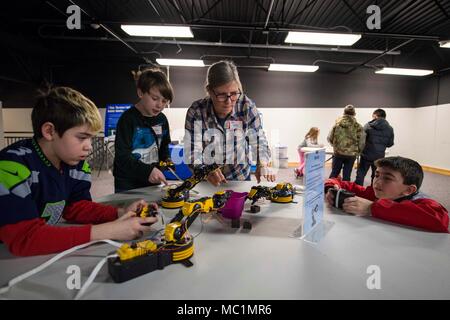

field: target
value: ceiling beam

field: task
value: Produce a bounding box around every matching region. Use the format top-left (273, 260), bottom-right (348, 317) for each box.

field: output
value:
top-left (433, 0), bottom-right (450, 19)
top-left (341, 0), bottom-right (366, 28)
top-left (341, 0), bottom-right (392, 66)
top-left (40, 35), bottom-right (402, 56)
top-left (286, 0), bottom-right (317, 26)
top-left (345, 39), bottom-right (414, 74)
top-left (264, 0), bottom-right (276, 29)
top-left (253, 0), bottom-right (280, 29)
top-left (24, 18), bottom-right (442, 41)
top-left (381, 0), bottom-right (418, 30)
top-left (193, 0), bottom-right (223, 23)
top-left (66, 0), bottom-right (140, 56)
top-left (168, 0), bottom-right (187, 24)
top-left (0, 75), bottom-right (35, 85)
top-left (146, 0), bottom-right (165, 23)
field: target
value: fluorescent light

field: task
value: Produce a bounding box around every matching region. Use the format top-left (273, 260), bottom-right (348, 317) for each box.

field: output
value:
top-left (156, 58), bottom-right (205, 67)
top-left (268, 64), bottom-right (319, 72)
top-left (439, 40), bottom-right (450, 48)
top-left (285, 31), bottom-right (361, 46)
top-left (375, 67), bottom-right (433, 76)
top-left (121, 25), bottom-right (193, 38)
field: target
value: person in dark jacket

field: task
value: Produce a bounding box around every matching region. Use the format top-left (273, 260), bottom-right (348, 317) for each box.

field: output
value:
top-left (355, 109), bottom-right (394, 186)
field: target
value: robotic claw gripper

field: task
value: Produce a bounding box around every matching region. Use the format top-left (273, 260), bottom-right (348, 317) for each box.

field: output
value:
top-left (107, 191), bottom-right (231, 283)
top-left (246, 182), bottom-right (295, 213)
top-left (161, 164), bottom-right (221, 209)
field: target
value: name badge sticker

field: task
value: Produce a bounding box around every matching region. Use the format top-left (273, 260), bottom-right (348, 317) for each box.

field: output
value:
top-left (152, 125), bottom-right (162, 135)
top-left (229, 120), bottom-right (242, 130)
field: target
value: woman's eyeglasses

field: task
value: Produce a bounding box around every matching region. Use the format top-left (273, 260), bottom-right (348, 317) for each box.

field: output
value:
top-left (212, 90), bottom-right (242, 102)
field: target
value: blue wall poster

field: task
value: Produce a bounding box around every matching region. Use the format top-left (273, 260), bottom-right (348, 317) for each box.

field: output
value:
top-left (104, 104), bottom-right (132, 136)
top-left (302, 149), bottom-right (326, 236)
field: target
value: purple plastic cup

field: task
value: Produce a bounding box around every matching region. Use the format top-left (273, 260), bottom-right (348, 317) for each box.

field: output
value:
top-left (219, 190), bottom-right (248, 219)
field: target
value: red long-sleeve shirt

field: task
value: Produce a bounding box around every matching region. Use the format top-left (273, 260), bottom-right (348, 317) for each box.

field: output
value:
top-left (325, 178), bottom-right (449, 233)
top-left (0, 139), bottom-right (120, 256)
top-left (0, 200), bottom-right (118, 256)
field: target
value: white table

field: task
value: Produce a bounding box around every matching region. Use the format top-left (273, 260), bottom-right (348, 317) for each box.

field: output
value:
top-left (1, 181), bottom-right (449, 299)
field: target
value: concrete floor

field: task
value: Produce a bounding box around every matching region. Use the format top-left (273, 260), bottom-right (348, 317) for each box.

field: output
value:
top-left (91, 166), bottom-right (450, 210)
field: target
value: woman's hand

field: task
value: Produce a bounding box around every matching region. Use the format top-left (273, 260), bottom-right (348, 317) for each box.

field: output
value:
top-left (207, 169), bottom-right (227, 186)
top-left (255, 165), bottom-right (276, 183)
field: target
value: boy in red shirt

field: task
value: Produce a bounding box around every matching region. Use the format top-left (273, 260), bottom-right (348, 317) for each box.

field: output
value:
top-left (325, 156), bottom-right (448, 232)
top-left (0, 87), bottom-right (158, 256)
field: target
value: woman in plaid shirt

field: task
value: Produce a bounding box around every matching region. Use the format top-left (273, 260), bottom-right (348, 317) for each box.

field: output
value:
top-left (184, 60), bottom-right (276, 186)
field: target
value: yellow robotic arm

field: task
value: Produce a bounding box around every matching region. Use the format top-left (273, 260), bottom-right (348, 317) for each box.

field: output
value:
top-left (161, 164), bottom-right (221, 208)
top-left (247, 182), bottom-right (295, 213)
top-left (164, 191), bottom-right (231, 242)
top-left (108, 190), bottom-right (231, 283)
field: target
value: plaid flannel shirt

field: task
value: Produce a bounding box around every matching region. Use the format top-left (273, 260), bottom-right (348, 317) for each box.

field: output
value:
top-left (184, 94), bottom-right (271, 180)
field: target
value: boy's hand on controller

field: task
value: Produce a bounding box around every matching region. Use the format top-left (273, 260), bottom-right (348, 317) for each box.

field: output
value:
top-left (342, 196), bottom-right (373, 216)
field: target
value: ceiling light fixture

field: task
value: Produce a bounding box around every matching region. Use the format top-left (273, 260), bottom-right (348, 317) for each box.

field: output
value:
top-left (268, 64), bottom-right (319, 72)
top-left (285, 31), bottom-right (361, 46)
top-left (375, 67), bottom-right (433, 76)
top-left (121, 25), bottom-right (193, 38)
top-left (439, 40), bottom-right (450, 48)
top-left (156, 58), bottom-right (205, 67)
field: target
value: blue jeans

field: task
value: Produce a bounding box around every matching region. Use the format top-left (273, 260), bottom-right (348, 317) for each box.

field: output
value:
top-left (329, 155), bottom-right (356, 181)
top-left (355, 157), bottom-right (376, 186)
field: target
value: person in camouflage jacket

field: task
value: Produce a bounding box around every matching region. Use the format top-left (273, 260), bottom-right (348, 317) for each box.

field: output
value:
top-left (327, 105), bottom-right (365, 181)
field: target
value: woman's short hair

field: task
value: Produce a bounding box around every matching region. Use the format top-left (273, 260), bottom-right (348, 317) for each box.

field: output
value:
top-left (205, 60), bottom-right (243, 94)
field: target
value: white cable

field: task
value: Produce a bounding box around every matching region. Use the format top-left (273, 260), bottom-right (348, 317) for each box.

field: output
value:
top-left (167, 167), bottom-right (182, 181)
top-left (293, 184), bottom-right (305, 194)
top-left (74, 253), bottom-right (118, 300)
top-left (158, 209), bottom-right (168, 227)
top-left (0, 239), bottom-right (122, 295)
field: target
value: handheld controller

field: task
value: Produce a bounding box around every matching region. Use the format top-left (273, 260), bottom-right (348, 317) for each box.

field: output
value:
top-left (329, 188), bottom-right (355, 209)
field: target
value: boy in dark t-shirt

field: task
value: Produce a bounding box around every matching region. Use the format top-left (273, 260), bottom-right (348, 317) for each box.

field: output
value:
top-left (113, 68), bottom-right (174, 192)
top-left (0, 87), bottom-right (158, 256)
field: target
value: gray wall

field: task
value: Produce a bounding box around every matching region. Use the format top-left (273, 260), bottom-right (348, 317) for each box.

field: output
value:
top-left (438, 72), bottom-right (450, 104)
top-left (1, 62), bottom-right (449, 109)
top-left (0, 80), bottom-right (39, 107)
top-left (416, 72), bottom-right (450, 107)
top-left (238, 68), bottom-right (420, 108)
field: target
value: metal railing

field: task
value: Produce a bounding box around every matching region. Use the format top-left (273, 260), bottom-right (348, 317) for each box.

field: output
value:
top-left (90, 136), bottom-right (115, 171)
top-left (4, 132), bottom-right (33, 146)
top-left (3, 132), bottom-right (114, 171)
